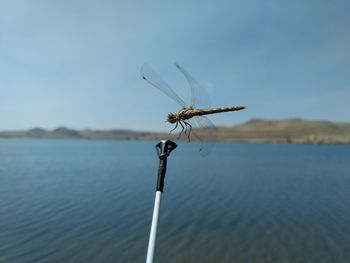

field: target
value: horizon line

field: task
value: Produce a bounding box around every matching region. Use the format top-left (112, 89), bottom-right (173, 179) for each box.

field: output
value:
top-left (1, 117), bottom-right (349, 132)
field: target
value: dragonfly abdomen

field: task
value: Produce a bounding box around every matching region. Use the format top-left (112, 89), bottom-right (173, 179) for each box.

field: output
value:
top-left (192, 106), bottom-right (246, 117)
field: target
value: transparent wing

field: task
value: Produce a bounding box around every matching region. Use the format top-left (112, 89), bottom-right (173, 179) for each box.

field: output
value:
top-left (141, 63), bottom-right (187, 108)
top-left (175, 63), bottom-right (211, 109)
top-left (187, 116), bottom-right (217, 156)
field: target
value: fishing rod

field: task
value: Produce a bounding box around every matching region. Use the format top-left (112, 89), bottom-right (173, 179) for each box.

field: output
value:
top-left (146, 140), bottom-right (177, 263)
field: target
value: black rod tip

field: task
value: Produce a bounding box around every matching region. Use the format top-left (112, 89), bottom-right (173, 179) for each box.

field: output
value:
top-left (155, 140), bottom-right (177, 158)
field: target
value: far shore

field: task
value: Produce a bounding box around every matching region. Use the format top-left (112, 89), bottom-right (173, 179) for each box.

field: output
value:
top-left (1, 118), bottom-right (349, 144)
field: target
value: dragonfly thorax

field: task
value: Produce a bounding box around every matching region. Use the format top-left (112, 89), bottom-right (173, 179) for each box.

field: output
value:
top-left (167, 108), bottom-right (195, 123)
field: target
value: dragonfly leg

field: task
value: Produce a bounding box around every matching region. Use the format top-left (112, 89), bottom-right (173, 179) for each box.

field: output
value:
top-left (184, 121), bottom-right (192, 142)
top-left (183, 122), bottom-right (188, 137)
top-left (169, 122), bottom-right (179, 134)
top-left (178, 121), bottom-right (185, 139)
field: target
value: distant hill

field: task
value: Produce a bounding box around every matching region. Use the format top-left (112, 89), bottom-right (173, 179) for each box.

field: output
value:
top-left (0, 119), bottom-right (349, 144)
top-left (212, 118), bottom-right (350, 144)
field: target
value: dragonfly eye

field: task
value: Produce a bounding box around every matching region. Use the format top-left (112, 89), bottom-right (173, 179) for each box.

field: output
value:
top-left (167, 113), bottom-right (177, 123)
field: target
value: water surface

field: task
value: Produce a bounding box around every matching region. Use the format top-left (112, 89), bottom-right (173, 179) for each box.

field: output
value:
top-left (0, 139), bottom-right (349, 262)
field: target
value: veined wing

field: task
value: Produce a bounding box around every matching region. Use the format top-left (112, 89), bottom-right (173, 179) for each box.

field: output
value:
top-left (141, 63), bottom-right (187, 108)
top-left (188, 115), bottom-right (217, 156)
top-left (175, 63), bottom-right (210, 109)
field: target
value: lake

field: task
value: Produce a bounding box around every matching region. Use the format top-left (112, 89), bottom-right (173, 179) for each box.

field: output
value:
top-left (0, 139), bottom-right (349, 262)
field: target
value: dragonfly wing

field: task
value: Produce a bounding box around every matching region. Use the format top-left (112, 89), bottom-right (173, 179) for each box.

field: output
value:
top-left (141, 63), bottom-right (188, 108)
top-left (175, 63), bottom-right (211, 108)
top-left (187, 116), bottom-right (217, 156)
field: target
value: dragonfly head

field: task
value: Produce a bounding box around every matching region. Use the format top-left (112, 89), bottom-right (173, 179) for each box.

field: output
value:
top-left (167, 113), bottom-right (178, 124)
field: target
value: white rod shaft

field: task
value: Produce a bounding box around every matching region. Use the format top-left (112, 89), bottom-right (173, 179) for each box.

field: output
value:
top-left (146, 191), bottom-right (162, 263)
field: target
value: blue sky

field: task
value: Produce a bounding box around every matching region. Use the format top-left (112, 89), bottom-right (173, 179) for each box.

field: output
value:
top-left (1, 0), bottom-right (349, 131)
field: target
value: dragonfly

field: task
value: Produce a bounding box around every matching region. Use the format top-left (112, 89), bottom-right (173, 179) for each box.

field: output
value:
top-left (141, 63), bottom-right (246, 155)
